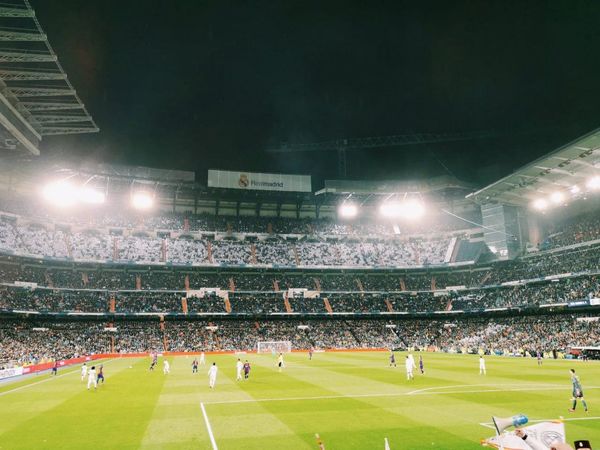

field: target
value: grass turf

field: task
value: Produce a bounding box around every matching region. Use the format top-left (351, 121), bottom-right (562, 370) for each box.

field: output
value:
top-left (0, 352), bottom-right (598, 449)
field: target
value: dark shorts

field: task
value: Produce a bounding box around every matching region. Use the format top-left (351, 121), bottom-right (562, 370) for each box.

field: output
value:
top-left (573, 389), bottom-right (584, 398)
top-left (278, 362), bottom-right (282, 367)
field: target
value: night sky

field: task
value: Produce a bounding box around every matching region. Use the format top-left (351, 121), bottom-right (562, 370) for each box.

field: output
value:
top-left (33, 0), bottom-right (600, 188)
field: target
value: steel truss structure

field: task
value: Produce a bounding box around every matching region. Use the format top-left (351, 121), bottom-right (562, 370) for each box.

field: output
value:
top-left (0, 0), bottom-right (98, 155)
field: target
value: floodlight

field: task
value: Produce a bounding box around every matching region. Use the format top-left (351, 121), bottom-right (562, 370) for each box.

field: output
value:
top-left (42, 181), bottom-right (78, 208)
top-left (131, 191), bottom-right (154, 210)
top-left (531, 198), bottom-right (548, 210)
top-left (570, 185), bottom-right (580, 195)
top-left (586, 176), bottom-right (600, 190)
top-left (402, 199), bottom-right (425, 219)
top-left (549, 191), bottom-right (564, 204)
top-left (379, 199), bottom-right (425, 220)
top-left (379, 201), bottom-right (403, 218)
top-left (79, 186), bottom-right (105, 204)
top-left (338, 203), bottom-right (358, 218)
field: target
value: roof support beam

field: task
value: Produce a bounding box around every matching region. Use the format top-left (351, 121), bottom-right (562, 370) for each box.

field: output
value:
top-left (40, 125), bottom-right (99, 135)
top-left (0, 69), bottom-right (65, 80)
top-left (0, 30), bottom-right (46, 41)
top-left (0, 51), bottom-right (56, 62)
top-left (0, 7), bottom-right (35, 17)
top-left (20, 102), bottom-right (84, 111)
top-left (9, 87), bottom-right (75, 96)
top-left (33, 115), bottom-right (92, 123)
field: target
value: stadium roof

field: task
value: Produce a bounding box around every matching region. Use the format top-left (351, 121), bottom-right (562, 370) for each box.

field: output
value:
top-left (466, 127), bottom-right (600, 206)
top-left (0, 0), bottom-right (98, 155)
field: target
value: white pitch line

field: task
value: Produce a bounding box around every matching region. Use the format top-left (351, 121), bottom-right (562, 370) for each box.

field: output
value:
top-left (0, 367), bottom-right (81, 397)
top-left (406, 383), bottom-right (564, 396)
top-left (204, 385), bottom-right (600, 406)
top-left (0, 359), bottom-right (112, 397)
top-left (201, 402), bottom-right (219, 450)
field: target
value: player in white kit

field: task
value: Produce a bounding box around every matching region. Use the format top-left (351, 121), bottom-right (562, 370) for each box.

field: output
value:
top-left (208, 362), bottom-right (218, 388)
top-left (405, 355), bottom-right (414, 380)
top-left (163, 359), bottom-right (170, 374)
top-left (87, 366), bottom-right (97, 390)
top-left (236, 358), bottom-right (243, 381)
top-left (80, 363), bottom-right (88, 382)
top-left (199, 352), bottom-right (206, 365)
top-left (479, 356), bottom-right (486, 375)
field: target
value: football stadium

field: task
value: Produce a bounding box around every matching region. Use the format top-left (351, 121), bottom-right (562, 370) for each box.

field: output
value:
top-left (1, 1), bottom-right (600, 449)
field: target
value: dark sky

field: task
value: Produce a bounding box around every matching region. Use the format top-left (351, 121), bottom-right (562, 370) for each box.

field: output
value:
top-left (32, 0), bottom-right (600, 188)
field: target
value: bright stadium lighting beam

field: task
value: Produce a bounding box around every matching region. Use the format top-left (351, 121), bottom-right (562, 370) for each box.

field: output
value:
top-left (131, 191), bottom-right (154, 210)
top-left (586, 176), bottom-right (600, 190)
top-left (550, 191), bottom-right (564, 204)
top-left (402, 199), bottom-right (425, 220)
top-left (79, 186), bottom-right (105, 204)
top-left (42, 180), bottom-right (78, 208)
top-left (338, 203), bottom-right (358, 218)
top-left (531, 198), bottom-right (548, 211)
top-left (379, 201), bottom-right (403, 218)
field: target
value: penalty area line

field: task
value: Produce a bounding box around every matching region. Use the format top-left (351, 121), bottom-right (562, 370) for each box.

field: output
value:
top-left (201, 402), bottom-right (219, 450)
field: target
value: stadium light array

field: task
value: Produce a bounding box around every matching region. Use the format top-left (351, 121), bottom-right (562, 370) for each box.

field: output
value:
top-left (42, 181), bottom-right (106, 208)
top-left (41, 180), bottom-right (79, 208)
top-left (79, 186), bottom-right (106, 204)
top-left (531, 198), bottom-right (548, 211)
top-left (338, 203), bottom-right (358, 218)
top-left (131, 191), bottom-right (154, 210)
top-left (549, 191), bottom-right (564, 204)
top-left (379, 199), bottom-right (425, 220)
top-left (586, 176), bottom-right (600, 190)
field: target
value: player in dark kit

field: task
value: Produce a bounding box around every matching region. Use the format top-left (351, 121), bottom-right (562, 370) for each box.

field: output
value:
top-left (97, 365), bottom-right (105, 384)
top-left (51, 361), bottom-right (58, 376)
top-left (149, 353), bottom-right (158, 371)
top-left (192, 358), bottom-right (198, 373)
top-left (419, 355), bottom-right (425, 374)
top-left (243, 360), bottom-right (251, 379)
top-left (309, 348), bottom-right (313, 360)
top-left (389, 352), bottom-right (396, 367)
top-left (569, 369), bottom-right (588, 413)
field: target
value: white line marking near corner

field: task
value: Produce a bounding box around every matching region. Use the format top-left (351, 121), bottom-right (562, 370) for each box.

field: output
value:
top-left (0, 359), bottom-right (113, 397)
top-left (201, 402), bottom-right (219, 450)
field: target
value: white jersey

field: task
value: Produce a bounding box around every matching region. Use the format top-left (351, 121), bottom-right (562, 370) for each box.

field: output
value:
top-left (209, 365), bottom-right (218, 378)
top-left (87, 368), bottom-right (97, 389)
top-left (200, 353), bottom-right (205, 363)
top-left (163, 361), bottom-right (170, 373)
top-left (236, 361), bottom-right (243, 372)
top-left (479, 358), bottom-right (486, 368)
top-left (81, 365), bottom-right (88, 377)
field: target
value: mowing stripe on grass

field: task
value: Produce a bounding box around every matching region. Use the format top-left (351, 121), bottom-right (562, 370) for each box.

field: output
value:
top-left (205, 384), bottom-right (600, 405)
top-left (201, 402), bottom-right (219, 450)
top-left (0, 359), bottom-right (111, 397)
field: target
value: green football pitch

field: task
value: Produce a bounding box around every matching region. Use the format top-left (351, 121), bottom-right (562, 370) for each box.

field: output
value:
top-left (0, 352), bottom-right (598, 449)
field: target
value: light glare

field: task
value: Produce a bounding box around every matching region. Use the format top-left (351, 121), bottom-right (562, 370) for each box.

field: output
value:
top-left (79, 187), bottom-right (105, 204)
top-left (550, 191), bottom-right (564, 204)
top-left (379, 199), bottom-right (425, 220)
top-left (532, 198), bottom-right (548, 210)
top-left (131, 191), bottom-right (154, 210)
top-left (42, 181), bottom-right (77, 208)
top-left (338, 203), bottom-right (358, 218)
top-left (586, 176), bottom-right (600, 190)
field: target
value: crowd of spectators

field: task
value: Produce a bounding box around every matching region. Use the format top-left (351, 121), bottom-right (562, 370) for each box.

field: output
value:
top-left (2, 273), bottom-right (596, 314)
top-left (0, 219), bottom-right (453, 267)
top-left (0, 194), bottom-right (479, 236)
top-left (2, 314), bottom-right (598, 367)
top-left (542, 212), bottom-right (600, 249)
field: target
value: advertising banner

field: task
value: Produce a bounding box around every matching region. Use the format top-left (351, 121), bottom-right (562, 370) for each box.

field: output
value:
top-left (208, 169), bottom-right (311, 192)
